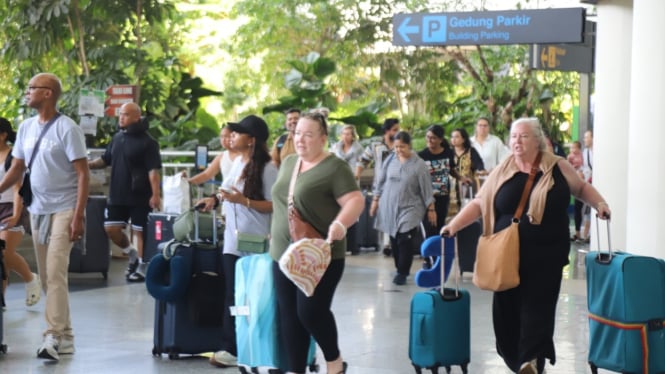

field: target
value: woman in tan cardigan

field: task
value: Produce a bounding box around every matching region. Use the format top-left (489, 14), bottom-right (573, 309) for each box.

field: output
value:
top-left (442, 118), bottom-right (611, 374)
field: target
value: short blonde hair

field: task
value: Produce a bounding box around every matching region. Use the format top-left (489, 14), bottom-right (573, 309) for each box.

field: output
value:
top-left (340, 124), bottom-right (358, 140)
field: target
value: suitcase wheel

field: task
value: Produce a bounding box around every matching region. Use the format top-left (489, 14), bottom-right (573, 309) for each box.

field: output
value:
top-left (444, 365), bottom-right (451, 373)
top-left (102, 271), bottom-right (108, 280)
top-left (460, 363), bottom-right (468, 374)
top-left (0, 343), bottom-right (7, 354)
top-left (308, 362), bottom-right (320, 372)
top-left (238, 366), bottom-right (250, 374)
top-left (412, 364), bottom-right (422, 374)
top-left (266, 369), bottom-right (282, 374)
top-left (151, 346), bottom-right (161, 357)
top-left (167, 349), bottom-right (180, 360)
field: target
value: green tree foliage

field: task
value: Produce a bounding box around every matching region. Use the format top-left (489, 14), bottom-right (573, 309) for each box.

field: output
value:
top-left (0, 0), bottom-right (221, 149)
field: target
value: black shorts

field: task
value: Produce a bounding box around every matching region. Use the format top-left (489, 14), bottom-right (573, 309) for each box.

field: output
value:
top-left (105, 205), bottom-right (151, 231)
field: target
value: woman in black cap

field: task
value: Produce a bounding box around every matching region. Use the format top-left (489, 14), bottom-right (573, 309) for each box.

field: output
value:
top-left (196, 114), bottom-right (278, 368)
top-left (0, 117), bottom-right (41, 307)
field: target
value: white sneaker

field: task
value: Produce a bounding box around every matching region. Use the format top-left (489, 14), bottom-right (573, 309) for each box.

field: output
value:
top-left (209, 350), bottom-right (237, 367)
top-left (58, 336), bottom-right (75, 354)
top-left (25, 273), bottom-right (41, 307)
top-left (36, 334), bottom-right (60, 360)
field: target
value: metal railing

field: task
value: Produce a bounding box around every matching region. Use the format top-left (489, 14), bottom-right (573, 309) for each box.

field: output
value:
top-left (88, 148), bottom-right (222, 177)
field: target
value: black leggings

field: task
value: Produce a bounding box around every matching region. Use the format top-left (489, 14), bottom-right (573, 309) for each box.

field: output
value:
top-left (573, 199), bottom-right (584, 232)
top-left (391, 226), bottom-right (420, 276)
top-left (273, 259), bottom-right (345, 373)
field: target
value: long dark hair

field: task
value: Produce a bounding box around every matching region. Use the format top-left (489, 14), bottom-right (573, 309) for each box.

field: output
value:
top-left (241, 140), bottom-right (271, 201)
top-left (426, 124), bottom-right (450, 150)
top-left (453, 128), bottom-right (471, 150)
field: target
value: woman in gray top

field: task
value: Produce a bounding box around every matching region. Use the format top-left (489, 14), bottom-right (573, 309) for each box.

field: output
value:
top-left (370, 131), bottom-right (434, 285)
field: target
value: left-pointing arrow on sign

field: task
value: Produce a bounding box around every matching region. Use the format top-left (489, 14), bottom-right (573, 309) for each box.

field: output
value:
top-left (398, 17), bottom-right (419, 43)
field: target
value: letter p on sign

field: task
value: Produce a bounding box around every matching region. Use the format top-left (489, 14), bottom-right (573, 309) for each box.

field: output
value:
top-left (423, 15), bottom-right (447, 43)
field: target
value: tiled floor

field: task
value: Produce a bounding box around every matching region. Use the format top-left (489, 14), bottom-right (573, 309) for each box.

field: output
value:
top-left (1, 240), bottom-right (612, 373)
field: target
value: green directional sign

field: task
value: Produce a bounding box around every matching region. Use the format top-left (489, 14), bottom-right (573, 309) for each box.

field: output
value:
top-left (393, 8), bottom-right (585, 46)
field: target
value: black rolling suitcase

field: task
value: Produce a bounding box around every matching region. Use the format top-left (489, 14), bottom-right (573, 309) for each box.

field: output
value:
top-left (144, 213), bottom-right (177, 262)
top-left (456, 185), bottom-right (480, 274)
top-left (357, 191), bottom-right (379, 250)
top-left (149, 207), bottom-right (225, 359)
top-left (68, 196), bottom-right (110, 279)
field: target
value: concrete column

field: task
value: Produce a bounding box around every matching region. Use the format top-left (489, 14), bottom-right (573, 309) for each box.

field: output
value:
top-left (624, 0), bottom-right (665, 258)
top-left (592, 0), bottom-right (632, 251)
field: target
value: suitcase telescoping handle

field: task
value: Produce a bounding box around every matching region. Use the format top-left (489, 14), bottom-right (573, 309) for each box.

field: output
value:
top-left (193, 202), bottom-right (218, 246)
top-left (440, 233), bottom-right (460, 298)
top-left (594, 215), bottom-right (612, 264)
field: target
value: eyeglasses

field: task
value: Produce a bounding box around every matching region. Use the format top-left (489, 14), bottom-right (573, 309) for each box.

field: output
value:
top-left (27, 86), bottom-right (52, 92)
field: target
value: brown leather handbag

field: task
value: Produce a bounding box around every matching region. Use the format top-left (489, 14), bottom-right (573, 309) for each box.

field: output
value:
top-left (287, 158), bottom-right (323, 241)
top-left (472, 152), bottom-right (542, 292)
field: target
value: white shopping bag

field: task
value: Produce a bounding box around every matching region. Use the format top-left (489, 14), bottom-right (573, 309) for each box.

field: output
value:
top-left (162, 174), bottom-right (191, 214)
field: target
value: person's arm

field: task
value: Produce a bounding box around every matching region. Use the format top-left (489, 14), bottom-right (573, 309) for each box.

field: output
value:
top-left (0, 157), bottom-right (26, 195)
top-left (471, 147), bottom-right (485, 173)
top-left (1, 181), bottom-right (24, 228)
top-left (558, 159), bottom-right (611, 219)
top-left (88, 157), bottom-right (107, 170)
top-left (70, 158), bottom-right (90, 241)
top-left (355, 144), bottom-right (373, 179)
top-left (327, 190), bottom-right (364, 242)
top-left (219, 186), bottom-right (273, 214)
top-left (369, 153), bottom-right (391, 217)
top-left (149, 169), bottom-right (161, 210)
top-left (441, 198), bottom-right (483, 236)
top-left (187, 153), bottom-right (222, 185)
top-left (195, 196), bottom-right (218, 212)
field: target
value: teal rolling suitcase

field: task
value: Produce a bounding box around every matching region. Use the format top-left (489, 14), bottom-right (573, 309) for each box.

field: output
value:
top-left (409, 235), bottom-right (470, 374)
top-left (586, 222), bottom-right (665, 374)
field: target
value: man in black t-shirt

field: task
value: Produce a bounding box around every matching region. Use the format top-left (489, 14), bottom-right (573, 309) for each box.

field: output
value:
top-left (89, 102), bottom-right (162, 282)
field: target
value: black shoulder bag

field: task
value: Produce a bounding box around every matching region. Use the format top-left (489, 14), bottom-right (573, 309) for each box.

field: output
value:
top-left (19, 113), bottom-right (61, 207)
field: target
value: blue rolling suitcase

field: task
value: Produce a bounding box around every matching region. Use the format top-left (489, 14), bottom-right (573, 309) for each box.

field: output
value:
top-left (149, 209), bottom-right (225, 359)
top-left (233, 253), bottom-right (318, 374)
top-left (586, 221), bottom-right (665, 374)
top-left (409, 235), bottom-right (470, 374)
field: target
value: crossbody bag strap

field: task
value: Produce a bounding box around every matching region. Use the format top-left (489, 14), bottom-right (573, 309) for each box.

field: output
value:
top-left (288, 157), bottom-right (302, 207)
top-left (513, 151), bottom-right (542, 221)
top-left (26, 113), bottom-right (61, 171)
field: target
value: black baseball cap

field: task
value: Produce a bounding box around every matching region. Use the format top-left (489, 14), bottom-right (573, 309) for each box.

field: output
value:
top-left (227, 115), bottom-right (269, 143)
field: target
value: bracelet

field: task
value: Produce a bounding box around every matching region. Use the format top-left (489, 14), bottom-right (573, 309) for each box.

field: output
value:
top-left (246, 197), bottom-right (251, 208)
top-left (332, 220), bottom-right (347, 236)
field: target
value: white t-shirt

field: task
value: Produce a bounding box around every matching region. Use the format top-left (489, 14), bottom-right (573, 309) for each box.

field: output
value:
top-left (470, 134), bottom-right (509, 172)
top-left (13, 115), bottom-right (87, 214)
top-left (219, 150), bottom-right (235, 180)
top-left (221, 157), bottom-right (278, 256)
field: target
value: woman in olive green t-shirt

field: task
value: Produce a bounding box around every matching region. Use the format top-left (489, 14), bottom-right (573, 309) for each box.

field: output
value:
top-left (270, 112), bottom-right (363, 374)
